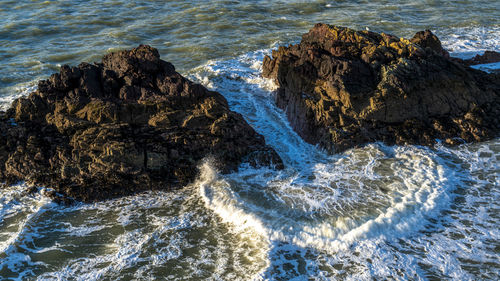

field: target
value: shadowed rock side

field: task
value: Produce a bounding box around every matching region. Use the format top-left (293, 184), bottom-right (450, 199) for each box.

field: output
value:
top-left (462, 50), bottom-right (500, 66)
top-left (0, 45), bottom-right (282, 202)
top-left (263, 24), bottom-right (500, 153)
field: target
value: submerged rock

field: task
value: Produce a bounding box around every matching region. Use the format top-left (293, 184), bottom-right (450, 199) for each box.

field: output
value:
top-left (0, 45), bottom-right (282, 202)
top-left (263, 23), bottom-right (500, 153)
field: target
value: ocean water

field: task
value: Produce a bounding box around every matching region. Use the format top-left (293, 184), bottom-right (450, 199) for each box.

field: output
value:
top-left (0, 0), bottom-right (499, 280)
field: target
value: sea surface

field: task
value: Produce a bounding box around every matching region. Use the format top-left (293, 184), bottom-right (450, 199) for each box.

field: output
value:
top-left (0, 0), bottom-right (499, 280)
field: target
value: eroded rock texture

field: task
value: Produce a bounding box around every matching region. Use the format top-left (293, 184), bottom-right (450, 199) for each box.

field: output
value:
top-left (0, 45), bottom-right (282, 202)
top-left (263, 24), bottom-right (500, 153)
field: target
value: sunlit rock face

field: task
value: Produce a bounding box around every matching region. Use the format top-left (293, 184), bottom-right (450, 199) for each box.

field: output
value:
top-left (263, 23), bottom-right (500, 153)
top-left (0, 45), bottom-right (282, 202)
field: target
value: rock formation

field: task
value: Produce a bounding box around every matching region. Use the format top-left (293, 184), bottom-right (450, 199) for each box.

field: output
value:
top-left (462, 50), bottom-right (500, 66)
top-left (263, 24), bottom-right (500, 153)
top-left (0, 45), bottom-right (282, 202)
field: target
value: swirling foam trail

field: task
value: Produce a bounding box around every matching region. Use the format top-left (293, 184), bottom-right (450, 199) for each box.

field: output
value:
top-left (198, 145), bottom-right (457, 253)
top-left (0, 26), bottom-right (498, 280)
top-left (191, 41), bottom-right (500, 279)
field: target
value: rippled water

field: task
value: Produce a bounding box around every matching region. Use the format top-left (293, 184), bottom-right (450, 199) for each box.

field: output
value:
top-left (1, 0), bottom-right (499, 280)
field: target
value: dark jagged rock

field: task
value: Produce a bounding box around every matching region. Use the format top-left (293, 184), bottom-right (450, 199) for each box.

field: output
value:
top-left (462, 50), bottom-right (500, 66)
top-left (263, 24), bottom-right (500, 153)
top-left (410, 29), bottom-right (450, 58)
top-left (0, 45), bottom-right (282, 202)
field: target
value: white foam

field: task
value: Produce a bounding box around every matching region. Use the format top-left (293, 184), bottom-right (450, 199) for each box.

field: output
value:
top-left (439, 26), bottom-right (500, 59)
top-left (198, 161), bottom-right (268, 236)
top-left (1, 28), bottom-right (499, 280)
top-left (199, 145), bottom-right (455, 253)
top-left (189, 49), bottom-right (454, 256)
top-left (0, 184), bottom-right (54, 279)
top-left (188, 44), bottom-right (500, 279)
top-left (0, 184), bottom-right (270, 280)
top-left (196, 159), bottom-right (271, 279)
top-left (0, 185), bottom-right (52, 254)
top-left (188, 47), bottom-right (327, 169)
top-left (0, 83), bottom-right (37, 111)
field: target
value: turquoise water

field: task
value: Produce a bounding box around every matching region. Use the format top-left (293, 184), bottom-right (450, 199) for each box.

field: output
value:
top-left (0, 1), bottom-right (499, 280)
